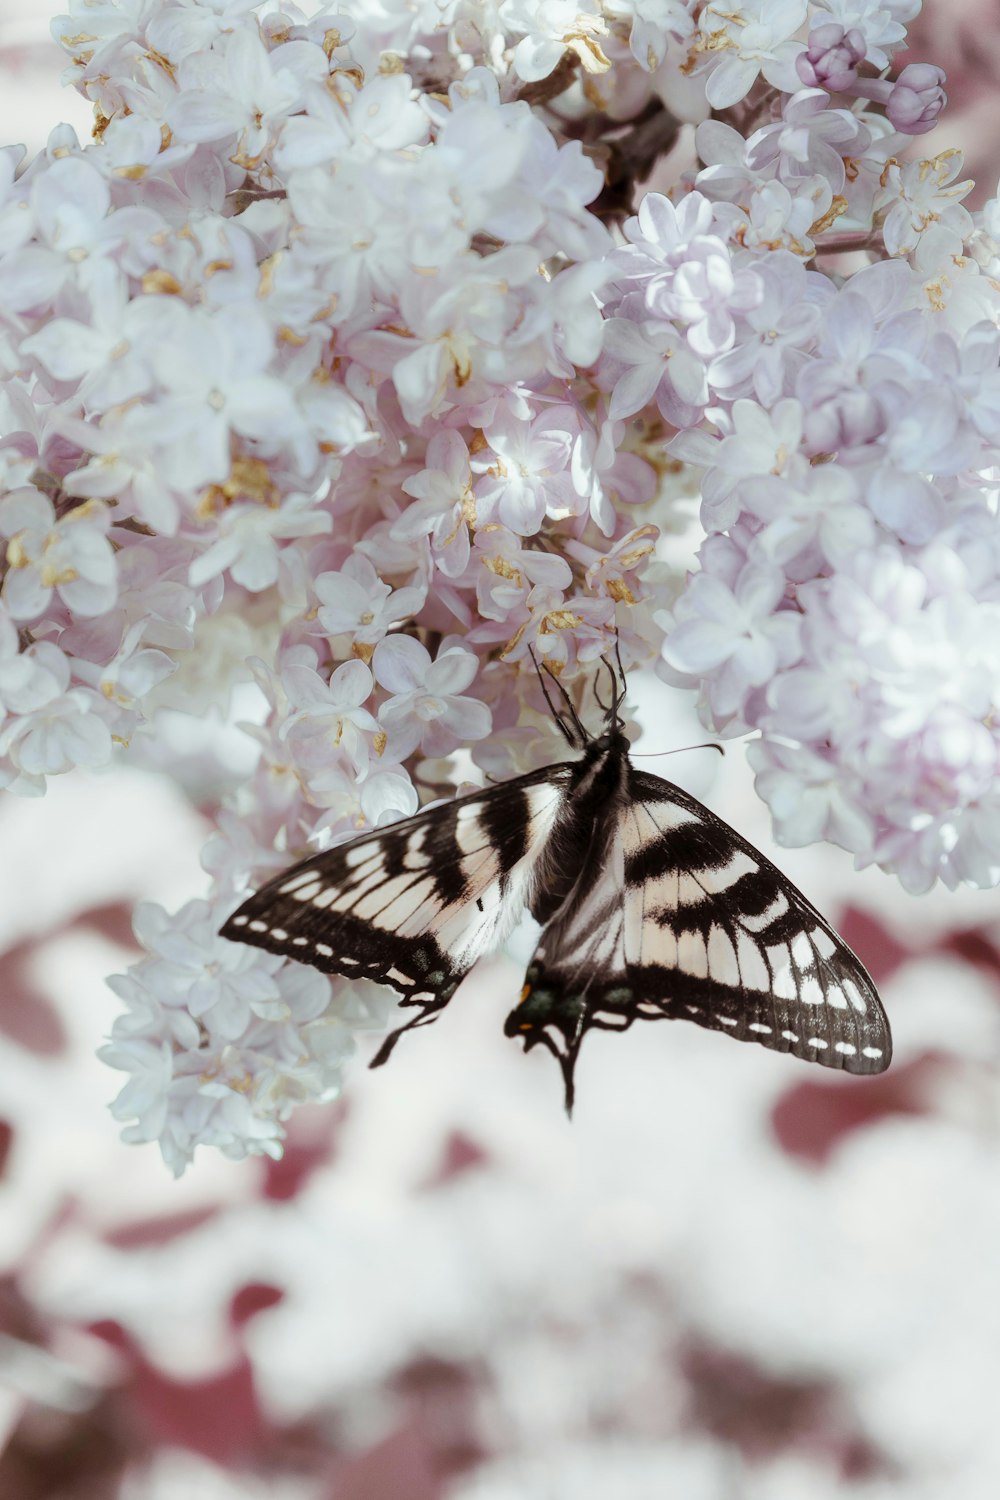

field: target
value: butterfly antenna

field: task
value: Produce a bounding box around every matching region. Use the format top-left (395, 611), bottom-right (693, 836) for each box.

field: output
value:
top-left (612, 631), bottom-right (627, 712)
top-left (528, 644), bottom-right (574, 745)
top-left (528, 646), bottom-right (590, 748)
top-left (598, 651), bottom-right (626, 730)
top-left (631, 741), bottom-right (726, 759)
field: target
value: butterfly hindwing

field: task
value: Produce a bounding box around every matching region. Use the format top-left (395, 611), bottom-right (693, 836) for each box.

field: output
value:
top-left (506, 763), bottom-right (891, 1107)
top-left (221, 763), bottom-right (571, 1061)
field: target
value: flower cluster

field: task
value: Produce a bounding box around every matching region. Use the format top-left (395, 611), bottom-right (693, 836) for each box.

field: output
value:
top-left (0, 0), bottom-right (993, 1166)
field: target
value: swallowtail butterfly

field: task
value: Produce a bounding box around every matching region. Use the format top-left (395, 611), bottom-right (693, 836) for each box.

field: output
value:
top-left (221, 656), bottom-right (891, 1108)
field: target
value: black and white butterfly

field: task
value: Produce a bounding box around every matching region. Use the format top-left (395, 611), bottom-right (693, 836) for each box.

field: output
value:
top-left (221, 655), bottom-right (891, 1108)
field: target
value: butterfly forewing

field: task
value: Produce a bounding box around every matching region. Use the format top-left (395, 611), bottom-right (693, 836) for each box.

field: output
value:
top-left (504, 762), bottom-right (891, 1106)
top-left (221, 764), bottom-right (571, 1060)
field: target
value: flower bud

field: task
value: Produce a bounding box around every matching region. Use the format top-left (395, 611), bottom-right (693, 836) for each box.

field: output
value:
top-left (795, 23), bottom-right (866, 92)
top-left (886, 63), bottom-right (947, 135)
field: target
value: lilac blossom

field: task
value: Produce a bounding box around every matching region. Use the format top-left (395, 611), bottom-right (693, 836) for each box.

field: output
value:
top-left (695, 0), bottom-right (809, 110)
top-left (886, 63), bottom-right (948, 136)
top-left (0, 0), bottom-right (986, 1168)
top-left (373, 637), bottom-right (492, 761)
top-left (795, 21), bottom-right (866, 90)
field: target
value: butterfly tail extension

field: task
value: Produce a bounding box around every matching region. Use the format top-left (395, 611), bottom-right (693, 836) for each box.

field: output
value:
top-left (369, 981), bottom-right (459, 1068)
top-left (503, 963), bottom-right (590, 1114)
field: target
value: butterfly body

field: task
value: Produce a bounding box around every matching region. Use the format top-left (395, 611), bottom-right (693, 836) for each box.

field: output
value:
top-left (221, 663), bottom-right (891, 1108)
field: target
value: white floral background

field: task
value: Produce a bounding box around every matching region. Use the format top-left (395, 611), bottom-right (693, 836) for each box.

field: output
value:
top-left (3, 3), bottom-right (1000, 1498)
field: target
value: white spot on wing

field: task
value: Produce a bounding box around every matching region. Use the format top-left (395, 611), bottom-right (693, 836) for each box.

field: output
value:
top-left (697, 850), bottom-right (759, 894)
top-left (740, 891), bottom-right (789, 933)
top-left (677, 930), bottom-right (708, 978)
top-left (800, 975), bottom-right (825, 1007)
top-left (649, 921), bottom-right (679, 968)
top-left (835, 1041), bottom-right (857, 1055)
top-left (748, 1021), bottom-right (771, 1034)
top-left (862, 1045), bottom-right (883, 1059)
top-left (807, 1036), bottom-right (828, 1049)
top-left (455, 812), bottom-right (487, 856)
top-left (843, 978), bottom-right (867, 1014)
top-left (637, 801), bottom-right (701, 832)
top-left (315, 942), bottom-right (333, 957)
top-left (230, 915), bottom-right (248, 926)
top-left (736, 933), bottom-right (770, 990)
top-left (814, 929), bottom-right (837, 960)
top-left (771, 958), bottom-right (797, 1000)
top-left (791, 931), bottom-right (816, 967)
top-left (676, 874), bottom-right (709, 908)
top-left (291, 882), bottom-right (322, 903)
top-left (353, 875), bottom-right (433, 925)
top-left (311, 885), bottom-right (341, 910)
top-left (248, 920), bottom-right (267, 932)
top-left (707, 924), bottom-right (739, 980)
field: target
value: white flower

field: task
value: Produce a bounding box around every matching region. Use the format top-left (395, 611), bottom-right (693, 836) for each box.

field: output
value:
top-left (187, 492), bottom-right (332, 593)
top-left (663, 560), bottom-right (803, 720)
top-left (880, 150), bottom-right (975, 259)
top-left (0, 610), bottom-right (69, 716)
top-left (0, 675), bottom-right (113, 783)
top-left (279, 651), bottom-right (380, 778)
top-left (473, 404), bottom-right (582, 536)
top-left (601, 316), bottom-right (708, 425)
top-left (72, 620), bottom-right (176, 715)
top-left (274, 73), bottom-right (428, 171)
top-left (168, 25), bottom-right (328, 158)
top-left (373, 636), bottom-right (492, 760)
top-left (815, 0), bottom-right (911, 72)
top-left (30, 153), bottom-right (159, 265)
top-left (698, 0), bottom-right (809, 110)
top-left (501, 0), bottom-right (612, 81)
top-left (141, 303), bottom-right (306, 492)
top-left (19, 258), bottom-right (156, 410)
top-left (395, 431), bottom-right (477, 579)
top-left (315, 554), bottom-right (426, 648)
top-left (0, 491), bottom-right (117, 621)
top-left (474, 525), bottom-right (574, 624)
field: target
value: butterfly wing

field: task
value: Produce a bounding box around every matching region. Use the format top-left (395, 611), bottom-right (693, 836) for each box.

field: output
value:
top-left (221, 764), bottom-right (572, 1062)
top-left (505, 765), bottom-right (891, 1108)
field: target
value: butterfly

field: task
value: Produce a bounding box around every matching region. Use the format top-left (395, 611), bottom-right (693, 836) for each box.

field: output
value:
top-left (220, 653), bottom-right (891, 1109)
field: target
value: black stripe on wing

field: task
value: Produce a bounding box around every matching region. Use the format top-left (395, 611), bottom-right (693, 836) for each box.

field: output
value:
top-left (221, 764), bottom-right (571, 1063)
top-left (505, 765), bottom-right (891, 1109)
